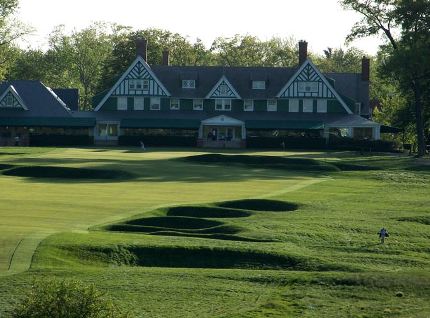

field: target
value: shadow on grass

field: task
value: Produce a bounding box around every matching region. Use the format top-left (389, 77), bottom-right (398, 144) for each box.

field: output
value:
top-left (166, 206), bottom-right (252, 218)
top-left (217, 199), bottom-right (299, 212)
top-left (2, 166), bottom-right (136, 181)
top-left (0, 164), bottom-right (14, 170)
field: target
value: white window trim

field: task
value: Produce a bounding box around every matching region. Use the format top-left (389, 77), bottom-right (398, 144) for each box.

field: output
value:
top-left (134, 96), bottom-right (145, 110)
top-left (215, 99), bottom-right (232, 111)
top-left (170, 98), bottom-right (180, 110)
top-left (117, 96), bottom-right (128, 111)
top-left (289, 99), bottom-right (299, 112)
top-left (303, 99), bottom-right (314, 113)
top-left (252, 81), bottom-right (266, 90)
top-left (267, 99), bottom-right (277, 112)
top-left (182, 80), bottom-right (196, 89)
top-left (317, 99), bottom-right (328, 113)
top-left (193, 99), bottom-right (204, 111)
top-left (150, 97), bottom-right (161, 110)
top-left (243, 99), bottom-right (254, 112)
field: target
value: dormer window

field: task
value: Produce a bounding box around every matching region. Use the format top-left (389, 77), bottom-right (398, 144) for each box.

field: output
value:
top-left (182, 80), bottom-right (195, 89)
top-left (5, 94), bottom-right (14, 107)
top-left (252, 81), bottom-right (266, 90)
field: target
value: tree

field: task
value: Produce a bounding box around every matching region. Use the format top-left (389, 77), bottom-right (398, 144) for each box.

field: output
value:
top-left (11, 279), bottom-right (131, 318)
top-left (315, 47), bottom-right (365, 73)
top-left (341, 0), bottom-right (430, 155)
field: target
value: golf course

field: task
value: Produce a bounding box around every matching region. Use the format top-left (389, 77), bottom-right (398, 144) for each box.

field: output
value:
top-left (0, 147), bottom-right (429, 317)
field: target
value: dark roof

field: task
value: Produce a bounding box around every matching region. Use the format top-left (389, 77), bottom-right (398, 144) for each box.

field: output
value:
top-left (53, 88), bottom-right (79, 111)
top-left (0, 81), bottom-right (72, 117)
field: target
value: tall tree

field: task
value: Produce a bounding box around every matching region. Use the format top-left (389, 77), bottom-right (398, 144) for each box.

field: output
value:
top-left (341, 0), bottom-right (430, 156)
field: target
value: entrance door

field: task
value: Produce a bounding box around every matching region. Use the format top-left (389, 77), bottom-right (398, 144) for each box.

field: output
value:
top-left (95, 122), bottom-right (119, 144)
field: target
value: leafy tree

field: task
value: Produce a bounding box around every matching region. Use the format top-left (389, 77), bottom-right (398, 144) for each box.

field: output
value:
top-left (315, 47), bottom-right (365, 73)
top-left (341, 0), bottom-right (430, 155)
top-left (11, 279), bottom-right (131, 318)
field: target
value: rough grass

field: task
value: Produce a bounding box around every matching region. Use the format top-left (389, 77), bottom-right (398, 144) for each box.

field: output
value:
top-left (217, 199), bottom-right (298, 212)
top-left (2, 165), bottom-right (135, 180)
top-left (397, 216), bottom-right (430, 225)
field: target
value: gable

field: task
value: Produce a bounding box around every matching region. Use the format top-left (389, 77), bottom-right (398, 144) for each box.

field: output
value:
top-left (277, 60), bottom-right (352, 114)
top-left (0, 86), bottom-right (28, 110)
top-left (206, 76), bottom-right (241, 99)
top-left (95, 57), bottom-right (170, 111)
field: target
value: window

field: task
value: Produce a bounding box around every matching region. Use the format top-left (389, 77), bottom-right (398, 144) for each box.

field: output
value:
top-left (252, 81), bottom-right (266, 90)
top-left (134, 97), bottom-right (144, 110)
top-left (117, 97), bottom-right (127, 110)
top-left (303, 99), bottom-right (314, 112)
top-left (5, 94), bottom-right (14, 107)
top-left (243, 99), bottom-right (254, 111)
top-left (317, 99), bottom-right (327, 113)
top-left (267, 99), bottom-right (277, 112)
top-left (219, 84), bottom-right (228, 95)
top-left (298, 82), bottom-right (318, 93)
top-left (193, 99), bottom-right (203, 110)
top-left (170, 98), bottom-right (180, 110)
top-left (289, 99), bottom-right (299, 112)
top-left (182, 80), bottom-right (196, 89)
top-left (129, 79), bottom-right (149, 91)
top-left (150, 97), bottom-right (161, 110)
top-left (215, 99), bottom-right (231, 111)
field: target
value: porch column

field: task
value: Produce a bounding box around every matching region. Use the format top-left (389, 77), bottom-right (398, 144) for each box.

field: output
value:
top-left (241, 124), bottom-right (246, 140)
top-left (198, 125), bottom-right (203, 139)
top-left (323, 127), bottom-right (330, 144)
top-left (347, 127), bottom-right (354, 138)
top-left (373, 126), bottom-right (381, 140)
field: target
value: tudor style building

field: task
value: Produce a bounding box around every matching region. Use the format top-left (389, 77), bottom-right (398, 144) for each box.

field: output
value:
top-left (0, 39), bottom-right (381, 148)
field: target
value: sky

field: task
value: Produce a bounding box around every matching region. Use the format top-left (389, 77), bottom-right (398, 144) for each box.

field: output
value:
top-left (16, 0), bottom-right (382, 55)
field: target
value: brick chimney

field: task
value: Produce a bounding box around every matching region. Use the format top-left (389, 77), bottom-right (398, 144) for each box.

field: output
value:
top-left (361, 56), bottom-right (370, 81)
top-left (136, 38), bottom-right (147, 61)
top-left (299, 40), bottom-right (308, 65)
top-left (162, 49), bottom-right (170, 66)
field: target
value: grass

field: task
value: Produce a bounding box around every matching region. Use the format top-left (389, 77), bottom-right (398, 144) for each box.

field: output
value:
top-left (0, 147), bottom-right (429, 317)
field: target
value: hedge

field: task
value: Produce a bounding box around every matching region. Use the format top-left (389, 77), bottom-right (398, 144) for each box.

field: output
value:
top-left (119, 135), bottom-right (196, 147)
top-left (29, 134), bottom-right (94, 146)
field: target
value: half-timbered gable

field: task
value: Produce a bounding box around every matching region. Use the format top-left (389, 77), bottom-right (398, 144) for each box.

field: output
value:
top-left (94, 56), bottom-right (170, 111)
top-left (206, 76), bottom-right (241, 99)
top-left (277, 60), bottom-right (352, 114)
top-left (0, 86), bottom-right (28, 110)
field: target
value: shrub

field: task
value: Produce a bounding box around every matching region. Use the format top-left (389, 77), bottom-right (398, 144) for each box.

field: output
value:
top-left (29, 134), bottom-right (94, 146)
top-left (119, 135), bottom-right (196, 147)
top-left (11, 279), bottom-right (130, 318)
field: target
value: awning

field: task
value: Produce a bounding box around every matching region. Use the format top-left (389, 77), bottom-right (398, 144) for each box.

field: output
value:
top-left (380, 125), bottom-right (403, 133)
top-left (246, 120), bottom-right (324, 130)
top-left (0, 117), bottom-right (95, 127)
top-left (121, 118), bottom-right (201, 129)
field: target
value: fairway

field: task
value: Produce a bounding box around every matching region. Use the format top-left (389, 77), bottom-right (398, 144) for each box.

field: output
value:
top-left (0, 147), bottom-right (429, 317)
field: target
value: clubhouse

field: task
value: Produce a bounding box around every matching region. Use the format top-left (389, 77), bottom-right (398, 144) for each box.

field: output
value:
top-left (0, 40), bottom-right (382, 148)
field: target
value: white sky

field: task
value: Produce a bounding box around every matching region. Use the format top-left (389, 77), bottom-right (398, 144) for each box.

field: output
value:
top-left (16, 0), bottom-right (382, 55)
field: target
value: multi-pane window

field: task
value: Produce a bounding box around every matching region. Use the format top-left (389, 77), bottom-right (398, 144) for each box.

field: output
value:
top-left (215, 99), bottom-right (231, 111)
top-left (117, 97), bottom-right (127, 110)
top-left (129, 79), bottom-right (149, 91)
top-left (252, 81), bottom-right (266, 90)
top-left (170, 98), bottom-right (180, 110)
top-left (243, 99), bottom-right (254, 111)
top-left (289, 99), bottom-right (299, 112)
top-left (134, 97), bottom-right (144, 110)
top-left (298, 82), bottom-right (318, 93)
top-left (218, 84), bottom-right (228, 95)
top-left (5, 94), bottom-right (14, 107)
top-left (150, 97), bottom-right (161, 110)
top-left (317, 99), bottom-right (327, 113)
top-left (193, 99), bottom-right (203, 110)
top-left (267, 99), bottom-right (277, 112)
top-left (303, 99), bottom-right (314, 112)
top-left (182, 80), bottom-right (196, 89)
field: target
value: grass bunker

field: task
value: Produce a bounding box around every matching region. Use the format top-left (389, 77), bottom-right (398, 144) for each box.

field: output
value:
top-left (217, 199), bottom-right (298, 212)
top-left (166, 206), bottom-right (252, 218)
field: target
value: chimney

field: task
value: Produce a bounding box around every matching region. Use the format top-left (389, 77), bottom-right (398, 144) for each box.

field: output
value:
top-left (136, 38), bottom-right (147, 61)
top-left (299, 40), bottom-right (308, 65)
top-left (162, 49), bottom-right (170, 66)
top-left (361, 56), bottom-right (370, 81)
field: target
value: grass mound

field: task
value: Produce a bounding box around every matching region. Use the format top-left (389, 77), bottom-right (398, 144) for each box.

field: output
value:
top-left (398, 216), bottom-right (430, 225)
top-left (106, 223), bottom-right (240, 235)
top-left (181, 154), bottom-right (339, 172)
top-left (2, 166), bottom-right (134, 180)
top-left (217, 199), bottom-right (298, 212)
top-left (125, 216), bottom-right (223, 229)
top-left (166, 206), bottom-right (252, 218)
top-left (78, 245), bottom-right (340, 271)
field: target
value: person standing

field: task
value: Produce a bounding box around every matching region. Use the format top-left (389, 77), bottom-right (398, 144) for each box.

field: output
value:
top-left (378, 227), bottom-right (389, 244)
